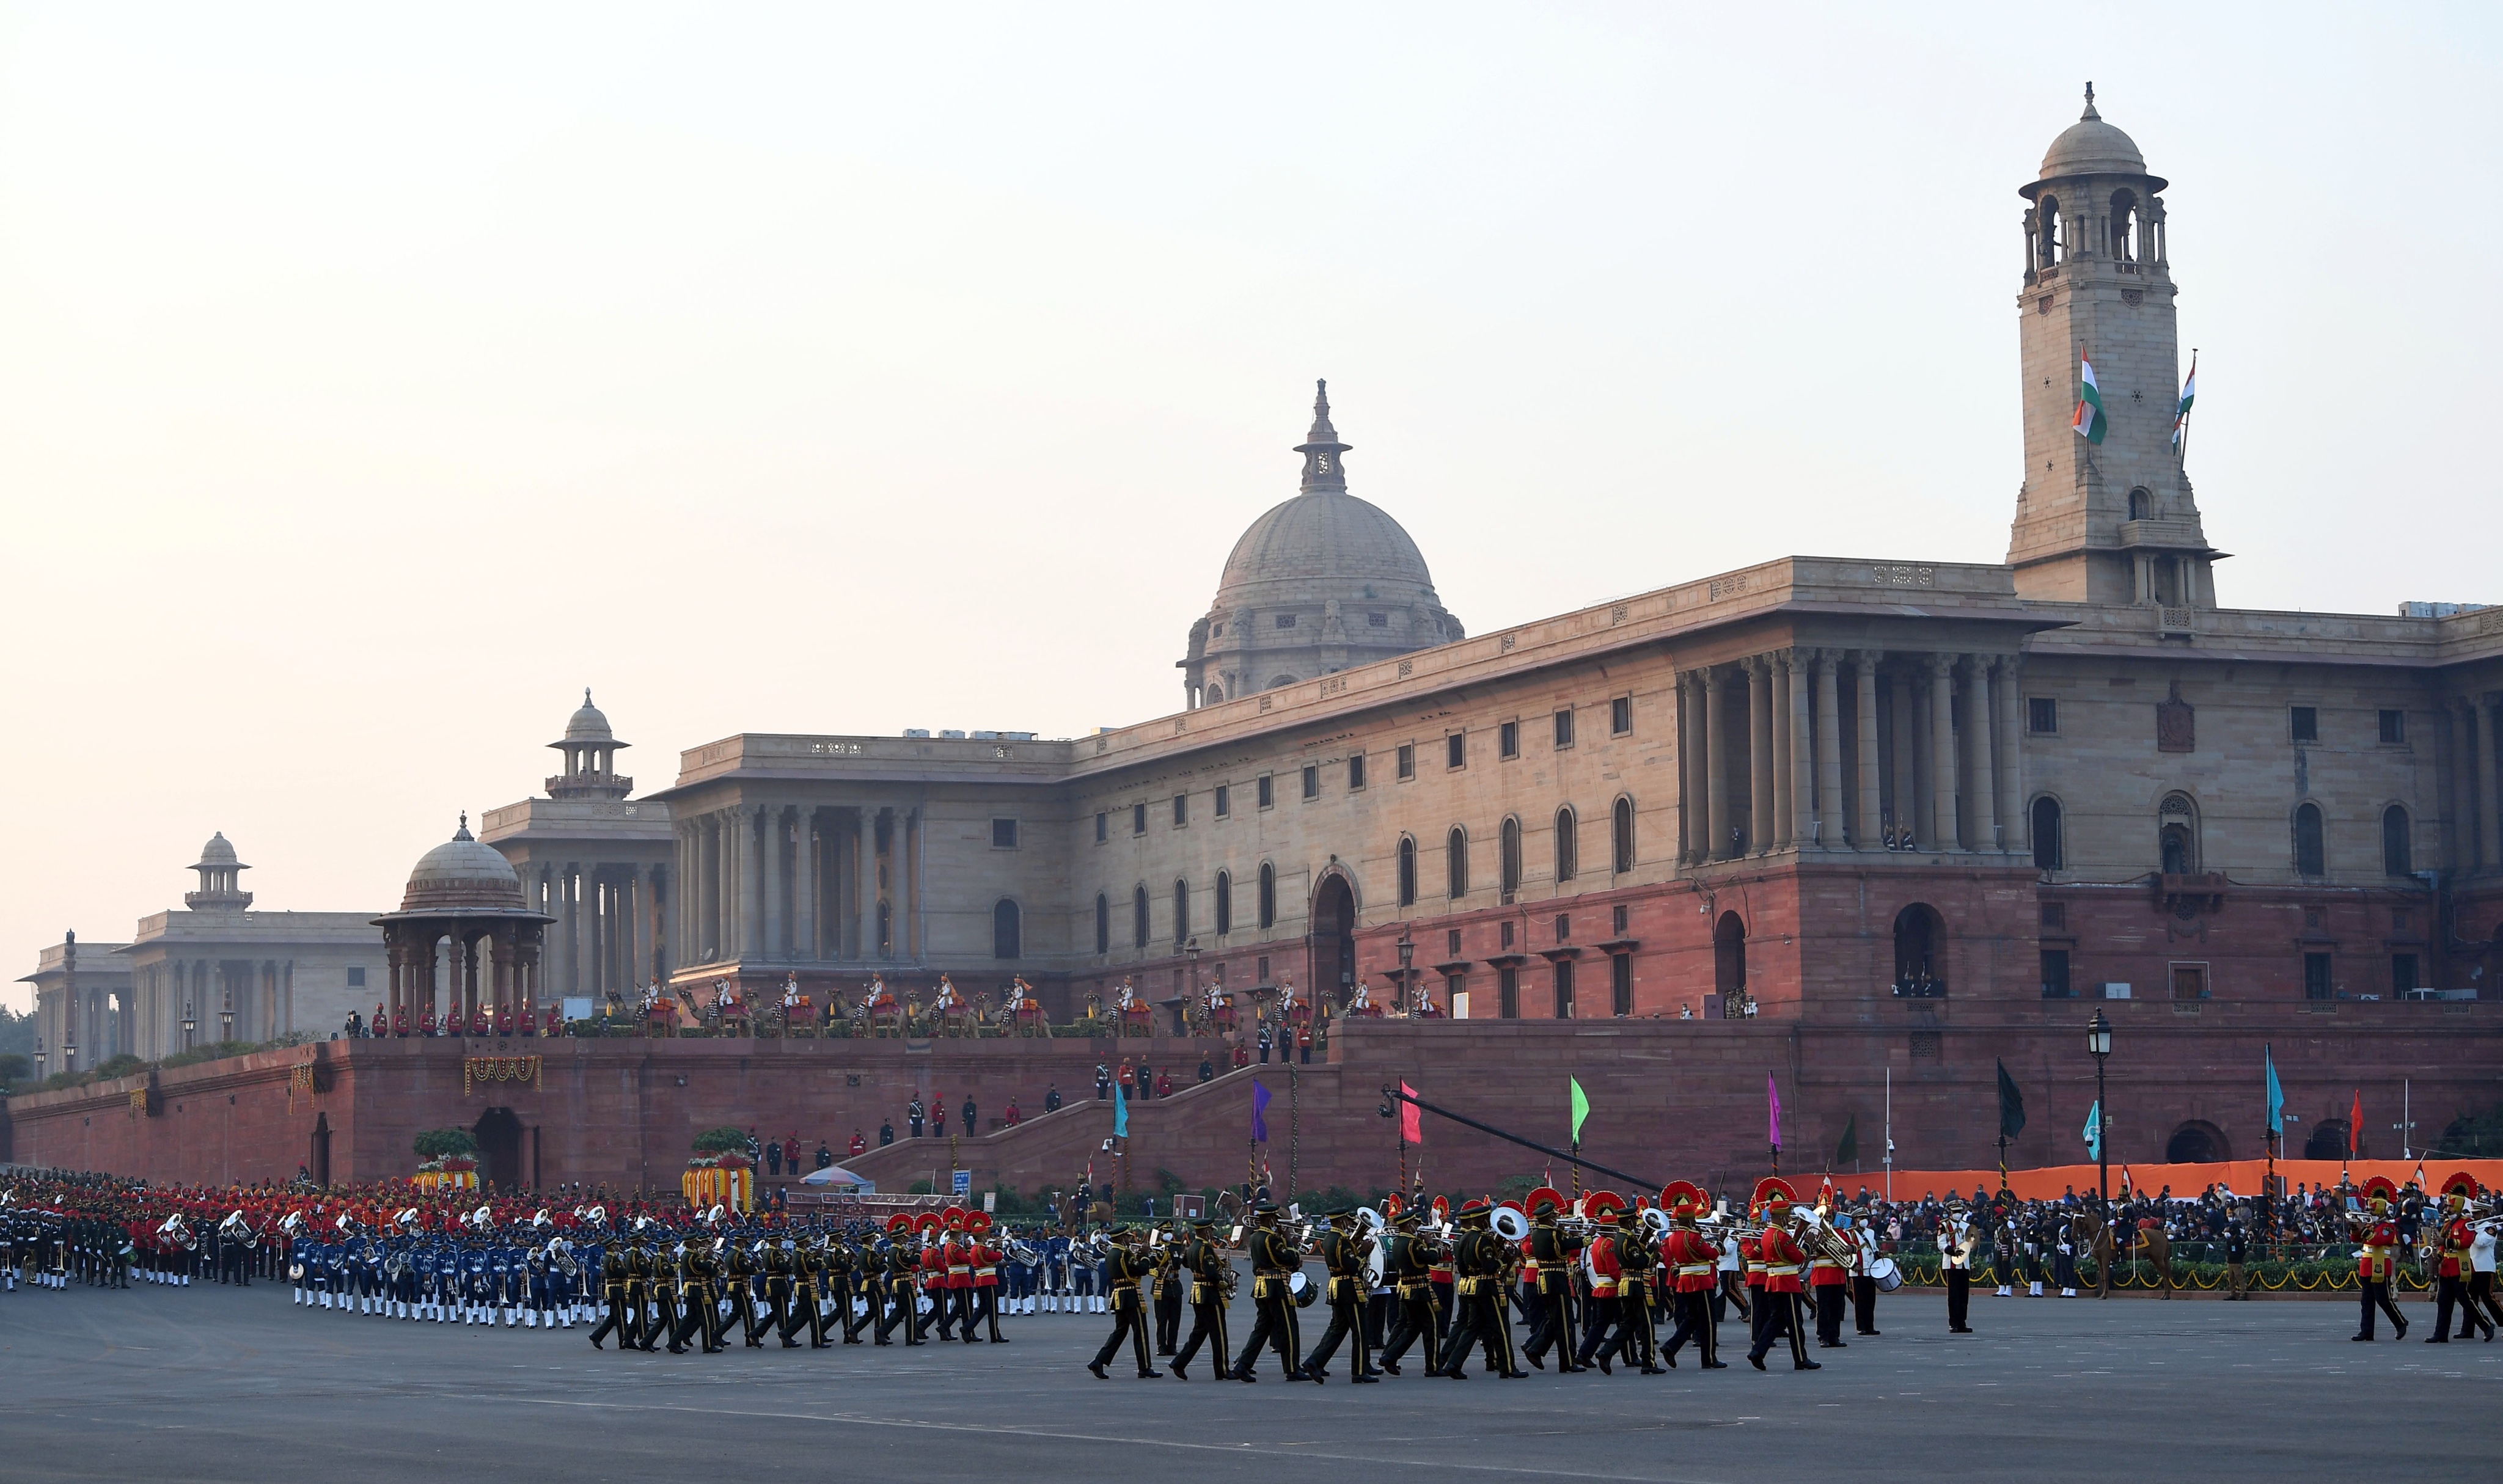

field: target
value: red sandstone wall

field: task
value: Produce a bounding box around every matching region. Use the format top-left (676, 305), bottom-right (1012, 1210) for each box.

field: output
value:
top-left (10, 1001), bottom-right (2498, 1206)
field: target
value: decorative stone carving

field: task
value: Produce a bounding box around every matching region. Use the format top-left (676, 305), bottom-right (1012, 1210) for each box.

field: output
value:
top-left (2156, 679), bottom-right (2194, 753)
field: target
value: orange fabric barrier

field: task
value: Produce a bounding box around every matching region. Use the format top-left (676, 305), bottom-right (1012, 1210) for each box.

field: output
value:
top-left (1823, 1158), bottom-right (2503, 1202)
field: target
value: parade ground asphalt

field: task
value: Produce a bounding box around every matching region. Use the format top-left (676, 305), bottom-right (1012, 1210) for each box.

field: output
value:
top-left (4, 1282), bottom-right (2499, 1483)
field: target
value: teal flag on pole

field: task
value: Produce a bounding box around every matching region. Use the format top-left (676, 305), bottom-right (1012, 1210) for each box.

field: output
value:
top-left (2083, 1100), bottom-right (2102, 1161)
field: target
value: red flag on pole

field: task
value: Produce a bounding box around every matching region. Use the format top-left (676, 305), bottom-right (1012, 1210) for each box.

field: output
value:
top-left (1399, 1081), bottom-right (1422, 1146)
top-left (2350, 1089), bottom-right (2362, 1157)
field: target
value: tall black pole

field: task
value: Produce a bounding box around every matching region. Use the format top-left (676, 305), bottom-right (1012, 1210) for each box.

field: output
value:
top-left (2095, 1054), bottom-right (2109, 1207)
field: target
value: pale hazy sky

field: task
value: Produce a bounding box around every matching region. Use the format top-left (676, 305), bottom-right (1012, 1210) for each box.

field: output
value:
top-left (5, 4), bottom-right (2498, 1011)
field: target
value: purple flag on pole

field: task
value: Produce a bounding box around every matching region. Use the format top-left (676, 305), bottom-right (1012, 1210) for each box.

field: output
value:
top-left (1252, 1080), bottom-right (1272, 1143)
top-left (1767, 1073), bottom-right (1781, 1148)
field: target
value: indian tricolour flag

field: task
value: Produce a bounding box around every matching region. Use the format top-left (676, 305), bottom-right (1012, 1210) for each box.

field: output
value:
top-left (2072, 353), bottom-right (2107, 445)
top-left (2171, 354), bottom-right (2197, 453)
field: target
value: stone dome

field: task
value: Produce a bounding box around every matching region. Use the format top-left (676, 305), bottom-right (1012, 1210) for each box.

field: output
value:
top-left (191, 832), bottom-right (243, 869)
top-left (400, 816), bottom-right (526, 913)
top-left (2040, 85), bottom-right (2146, 178)
top-left (1217, 489), bottom-right (1437, 601)
top-left (562, 689), bottom-right (614, 742)
top-left (1179, 382), bottom-right (1463, 706)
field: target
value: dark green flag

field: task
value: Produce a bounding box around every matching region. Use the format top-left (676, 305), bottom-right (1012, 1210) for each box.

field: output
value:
top-left (1996, 1059), bottom-right (2028, 1141)
top-left (1835, 1113), bottom-right (1859, 1166)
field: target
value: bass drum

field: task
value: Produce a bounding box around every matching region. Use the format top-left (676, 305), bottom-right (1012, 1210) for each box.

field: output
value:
top-left (1288, 1270), bottom-right (1319, 1308)
top-left (1868, 1255), bottom-right (1902, 1293)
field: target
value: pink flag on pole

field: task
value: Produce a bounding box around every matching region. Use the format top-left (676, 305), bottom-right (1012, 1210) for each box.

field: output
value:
top-left (1767, 1074), bottom-right (1782, 1148)
top-left (1399, 1081), bottom-right (1422, 1146)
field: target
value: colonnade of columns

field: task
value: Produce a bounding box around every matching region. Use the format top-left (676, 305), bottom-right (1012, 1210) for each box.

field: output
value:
top-left (108, 957), bottom-right (296, 1057)
top-left (1676, 648), bottom-right (2026, 863)
top-left (383, 924), bottom-right (541, 1026)
top-left (676, 802), bottom-right (914, 968)
top-left (530, 861), bottom-right (669, 1002)
top-left (2447, 693), bottom-right (2503, 873)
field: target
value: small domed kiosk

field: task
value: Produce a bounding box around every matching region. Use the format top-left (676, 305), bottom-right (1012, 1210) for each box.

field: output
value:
top-left (374, 815), bottom-right (552, 1033)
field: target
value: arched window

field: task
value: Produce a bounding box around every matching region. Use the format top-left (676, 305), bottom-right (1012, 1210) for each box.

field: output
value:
top-left (1712, 911), bottom-right (1746, 1018)
top-left (1892, 904), bottom-right (1946, 996)
top-left (1132, 885), bottom-right (1151, 949)
top-left (1446, 828), bottom-right (1469, 899)
top-left (2166, 1120), bottom-right (2230, 1164)
top-left (2037, 194), bottom-right (2062, 266)
top-left (2031, 797), bottom-right (2064, 871)
top-left (1173, 879), bottom-right (1190, 946)
top-left (2293, 802), bottom-right (2326, 878)
top-left (1612, 796), bottom-right (1635, 874)
top-left (1094, 894), bottom-right (1109, 955)
top-left (1396, 837), bottom-right (1417, 908)
top-left (2109, 189), bottom-right (2138, 260)
top-left (992, 899), bottom-right (1022, 959)
top-left (2383, 805), bottom-right (2412, 877)
top-left (1554, 807), bottom-right (1578, 883)
top-left (1499, 817), bottom-right (1523, 902)
top-left (2128, 487), bottom-right (2151, 521)
top-left (2158, 793), bottom-right (2199, 875)
top-left (1204, 684), bottom-right (1223, 704)
top-left (1214, 870), bottom-right (1233, 935)
top-left (1257, 862), bottom-right (1277, 929)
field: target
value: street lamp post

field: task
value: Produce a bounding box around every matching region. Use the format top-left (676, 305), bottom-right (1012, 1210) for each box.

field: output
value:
top-left (219, 991), bottom-right (234, 1045)
top-left (1396, 933), bottom-right (1415, 1013)
top-left (1184, 938), bottom-right (1201, 1037)
top-left (181, 1003), bottom-right (197, 1051)
top-left (2087, 1009), bottom-right (2114, 1207)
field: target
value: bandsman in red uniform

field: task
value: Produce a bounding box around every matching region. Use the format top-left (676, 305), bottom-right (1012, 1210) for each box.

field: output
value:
top-left (1807, 1186), bottom-right (1850, 1348)
top-left (1745, 1178), bottom-right (1820, 1372)
top-left (2349, 1175), bottom-right (2408, 1341)
top-left (1658, 1182), bottom-right (1724, 1369)
top-left (967, 1210), bottom-right (1008, 1343)
top-left (2432, 1172), bottom-right (2491, 1342)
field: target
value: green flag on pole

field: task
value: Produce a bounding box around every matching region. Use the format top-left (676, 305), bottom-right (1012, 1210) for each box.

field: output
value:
top-left (1569, 1077), bottom-right (1590, 1143)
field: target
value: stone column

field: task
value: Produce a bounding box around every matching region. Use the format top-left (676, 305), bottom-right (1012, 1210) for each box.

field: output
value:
top-left (1748, 658), bottom-right (1775, 855)
top-left (559, 864), bottom-right (579, 1000)
top-left (1814, 649), bottom-right (1846, 848)
top-left (1676, 674), bottom-right (1698, 863)
top-left (904, 806), bottom-right (923, 961)
top-left (856, 809), bottom-right (876, 959)
top-left (1889, 671), bottom-right (1917, 847)
top-left (1855, 652), bottom-right (1883, 849)
top-left (793, 811), bottom-right (818, 960)
top-left (1699, 668), bottom-right (1726, 861)
top-left (708, 814), bottom-right (728, 961)
top-left (1995, 656), bottom-right (2026, 857)
top-left (1970, 658), bottom-right (2000, 850)
top-left (589, 873), bottom-right (609, 1000)
top-left (1783, 653), bottom-right (1811, 849)
top-left (2450, 700), bottom-right (2479, 871)
top-left (625, 864), bottom-right (647, 989)
top-left (764, 807), bottom-right (787, 959)
top-left (2481, 695), bottom-right (2503, 872)
top-left (736, 807), bottom-right (762, 958)
top-left (1927, 654), bottom-right (1958, 850)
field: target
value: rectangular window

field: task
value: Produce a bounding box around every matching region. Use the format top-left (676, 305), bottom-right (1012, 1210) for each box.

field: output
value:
top-left (1300, 764), bottom-right (1319, 800)
top-left (2304, 952), bottom-right (2333, 1001)
top-left (1611, 696), bottom-right (1633, 736)
top-left (2040, 902), bottom-right (2065, 930)
top-left (1446, 732), bottom-right (1465, 770)
top-left (991, 817), bottom-right (1019, 849)
top-left (1172, 793), bottom-right (1187, 827)
top-left (1132, 803), bottom-right (1147, 836)
top-left (1397, 744), bottom-right (1415, 780)
top-left (1256, 775), bottom-right (1274, 810)
top-left (1256, 955), bottom-right (1270, 984)
top-left (2392, 952), bottom-right (2420, 995)
top-left (2040, 949), bottom-right (2072, 998)
top-left (1499, 720), bottom-right (1520, 759)
top-left (1366, 611), bottom-right (1388, 627)
top-left (1553, 959), bottom-right (1576, 1020)
top-left (1214, 784), bottom-right (1230, 818)
top-left (1498, 965), bottom-right (1520, 1020)
top-left (2290, 706), bottom-right (2318, 743)
top-left (1274, 613), bottom-right (1297, 629)
top-left (1611, 904), bottom-right (1629, 937)
top-left (1500, 919), bottom-right (1515, 950)
top-left (1554, 913), bottom-right (1570, 942)
top-left (1553, 709), bottom-right (1575, 749)
top-left (346, 967), bottom-right (366, 989)
top-left (2169, 963), bottom-right (2209, 1001)
top-left (1094, 811), bottom-right (1108, 843)
top-left (1347, 753), bottom-right (1366, 790)
top-left (1610, 953), bottom-right (1632, 1016)
top-left (1446, 928), bottom-right (1461, 957)
top-left (2378, 708), bottom-right (2406, 745)
top-left (1447, 972), bottom-right (1468, 1020)
top-left (2029, 697), bottom-right (2058, 734)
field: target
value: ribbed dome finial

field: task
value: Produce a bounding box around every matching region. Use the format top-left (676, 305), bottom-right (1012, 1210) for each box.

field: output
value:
top-left (1293, 378), bottom-right (1350, 494)
top-left (2081, 81), bottom-right (2098, 121)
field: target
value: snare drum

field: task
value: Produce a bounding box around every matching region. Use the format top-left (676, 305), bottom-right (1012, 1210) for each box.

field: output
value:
top-left (1288, 1270), bottom-right (1318, 1307)
top-left (1868, 1255), bottom-right (1902, 1293)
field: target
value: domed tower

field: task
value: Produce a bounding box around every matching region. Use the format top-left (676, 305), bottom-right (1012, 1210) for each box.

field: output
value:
top-left (375, 815), bottom-right (548, 1033)
top-left (1181, 382), bottom-right (1463, 706)
top-left (2008, 86), bottom-right (2223, 609)
top-left (546, 689), bottom-right (633, 800)
top-left (183, 832), bottom-right (253, 913)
